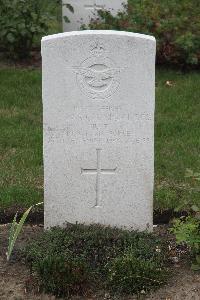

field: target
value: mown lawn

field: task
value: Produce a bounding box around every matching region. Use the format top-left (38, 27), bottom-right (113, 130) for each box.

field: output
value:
top-left (0, 69), bottom-right (43, 208)
top-left (0, 67), bottom-right (199, 210)
top-left (155, 68), bottom-right (200, 209)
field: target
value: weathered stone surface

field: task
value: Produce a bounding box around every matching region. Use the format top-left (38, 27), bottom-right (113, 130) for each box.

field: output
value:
top-left (42, 30), bottom-right (156, 230)
top-left (62, 0), bottom-right (126, 31)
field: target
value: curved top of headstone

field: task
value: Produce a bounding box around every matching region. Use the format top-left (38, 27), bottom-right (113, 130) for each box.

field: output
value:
top-left (42, 30), bottom-right (155, 43)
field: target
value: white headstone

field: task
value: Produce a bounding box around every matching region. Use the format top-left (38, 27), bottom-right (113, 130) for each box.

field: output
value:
top-left (62, 0), bottom-right (126, 31)
top-left (42, 30), bottom-right (156, 231)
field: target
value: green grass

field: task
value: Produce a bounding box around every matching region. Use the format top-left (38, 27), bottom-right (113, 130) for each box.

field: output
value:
top-left (0, 69), bottom-right (43, 207)
top-left (0, 67), bottom-right (199, 210)
top-left (155, 68), bottom-right (200, 209)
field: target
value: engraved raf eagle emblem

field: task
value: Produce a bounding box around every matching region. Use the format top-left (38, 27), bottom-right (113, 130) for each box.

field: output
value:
top-left (72, 40), bottom-right (122, 99)
top-left (73, 66), bottom-right (121, 89)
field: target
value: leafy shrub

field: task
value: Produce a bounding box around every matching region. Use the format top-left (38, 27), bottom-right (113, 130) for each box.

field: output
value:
top-left (0, 0), bottom-right (58, 58)
top-left (24, 224), bottom-right (168, 297)
top-left (171, 215), bottom-right (200, 270)
top-left (88, 0), bottom-right (200, 68)
top-left (171, 169), bottom-right (200, 270)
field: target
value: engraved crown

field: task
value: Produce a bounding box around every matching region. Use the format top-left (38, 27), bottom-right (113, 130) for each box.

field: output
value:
top-left (90, 40), bottom-right (105, 57)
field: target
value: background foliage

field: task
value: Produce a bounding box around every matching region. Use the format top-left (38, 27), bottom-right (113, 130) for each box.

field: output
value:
top-left (1, 0), bottom-right (199, 66)
top-left (0, 0), bottom-right (61, 59)
top-left (88, 0), bottom-right (200, 68)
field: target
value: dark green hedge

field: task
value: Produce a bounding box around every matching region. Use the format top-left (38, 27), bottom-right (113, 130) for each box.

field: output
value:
top-left (0, 0), bottom-right (62, 59)
top-left (24, 224), bottom-right (169, 298)
top-left (88, 0), bottom-right (200, 68)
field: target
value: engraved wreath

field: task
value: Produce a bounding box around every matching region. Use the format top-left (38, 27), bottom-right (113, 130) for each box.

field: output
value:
top-left (73, 41), bottom-right (121, 99)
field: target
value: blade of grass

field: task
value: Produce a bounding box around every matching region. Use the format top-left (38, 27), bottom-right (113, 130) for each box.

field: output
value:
top-left (6, 213), bottom-right (18, 261)
top-left (6, 202), bottom-right (43, 261)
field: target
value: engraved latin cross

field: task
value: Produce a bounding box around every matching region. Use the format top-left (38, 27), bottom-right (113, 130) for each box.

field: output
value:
top-left (81, 149), bottom-right (117, 207)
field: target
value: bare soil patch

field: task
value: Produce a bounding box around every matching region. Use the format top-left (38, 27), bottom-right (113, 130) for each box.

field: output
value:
top-left (0, 206), bottom-right (188, 226)
top-left (0, 224), bottom-right (199, 300)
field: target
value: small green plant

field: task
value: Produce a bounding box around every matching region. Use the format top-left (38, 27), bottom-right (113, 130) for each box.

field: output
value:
top-left (171, 169), bottom-right (200, 270)
top-left (24, 224), bottom-right (169, 297)
top-left (171, 216), bottom-right (200, 270)
top-left (6, 202), bottom-right (43, 262)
